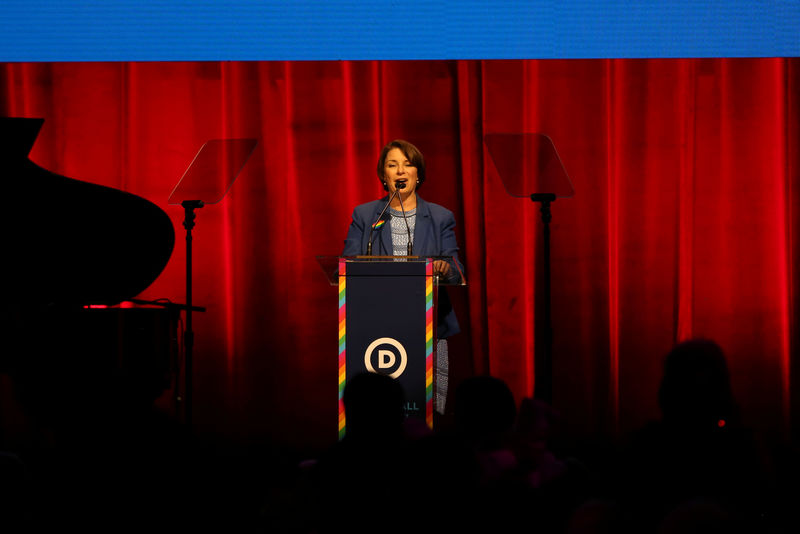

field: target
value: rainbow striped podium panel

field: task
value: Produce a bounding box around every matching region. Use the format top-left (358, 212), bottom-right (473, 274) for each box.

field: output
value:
top-left (338, 257), bottom-right (435, 439)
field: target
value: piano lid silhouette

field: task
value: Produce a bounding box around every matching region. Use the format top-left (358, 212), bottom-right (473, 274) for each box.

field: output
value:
top-left (2, 117), bottom-right (174, 309)
top-left (1, 117), bottom-right (178, 421)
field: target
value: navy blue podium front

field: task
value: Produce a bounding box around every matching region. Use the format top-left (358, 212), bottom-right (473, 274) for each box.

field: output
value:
top-left (337, 257), bottom-right (434, 437)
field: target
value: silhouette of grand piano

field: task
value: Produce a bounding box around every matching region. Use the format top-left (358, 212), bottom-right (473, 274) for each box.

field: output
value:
top-left (1, 117), bottom-right (177, 428)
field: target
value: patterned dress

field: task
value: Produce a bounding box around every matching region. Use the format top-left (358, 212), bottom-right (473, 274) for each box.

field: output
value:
top-left (389, 207), bottom-right (449, 414)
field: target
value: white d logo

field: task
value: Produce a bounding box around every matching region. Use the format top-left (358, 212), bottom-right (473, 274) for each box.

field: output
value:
top-left (364, 337), bottom-right (408, 378)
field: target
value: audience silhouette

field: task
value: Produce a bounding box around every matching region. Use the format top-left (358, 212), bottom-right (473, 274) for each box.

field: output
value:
top-left (4, 337), bottom-right (793, 533)
top-left (298, 372), bottom-right (411, 533)
top-left (618, 338), bottom-right (772, 533)
top-left (276, 340), bottom-right (785, 533)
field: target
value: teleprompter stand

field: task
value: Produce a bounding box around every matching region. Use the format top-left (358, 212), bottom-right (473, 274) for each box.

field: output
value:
top-left (168, 138), bottom-right (257, 428)
top-left (484, 133), bottom-right (573, 405)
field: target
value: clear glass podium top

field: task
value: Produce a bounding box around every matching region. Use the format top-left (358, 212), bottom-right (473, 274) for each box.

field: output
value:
top-left (316, 256), bottom-right (466, 287)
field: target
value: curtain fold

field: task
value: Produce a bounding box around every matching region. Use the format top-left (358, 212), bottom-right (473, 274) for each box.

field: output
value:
top-left (1, 58), bottom-right (797, 449)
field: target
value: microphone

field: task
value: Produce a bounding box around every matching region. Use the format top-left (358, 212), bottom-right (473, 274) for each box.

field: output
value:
top-left (366, 188), bottom-right (399, 255)
top-left (395, 182), bottom-right (413, 255)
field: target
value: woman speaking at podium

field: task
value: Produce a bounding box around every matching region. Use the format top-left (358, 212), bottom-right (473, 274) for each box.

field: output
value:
top-left (342, 139), bottom-right (464, 414)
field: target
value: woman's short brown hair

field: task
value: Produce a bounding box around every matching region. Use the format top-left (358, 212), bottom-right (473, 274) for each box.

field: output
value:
top-left (376, 139), bottom-right (426, 187)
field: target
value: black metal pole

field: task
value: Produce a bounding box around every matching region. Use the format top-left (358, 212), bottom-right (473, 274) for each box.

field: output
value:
top-left (182, 200), bottom-right (203, 428)
top-left (532, 193), bottom-right (555, 404)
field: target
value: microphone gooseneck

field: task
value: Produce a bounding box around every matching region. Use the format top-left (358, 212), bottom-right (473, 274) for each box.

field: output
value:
top-left (395, 182), bottom-right (413, 255)
top-left (366, 188), bottom-right (399, 255)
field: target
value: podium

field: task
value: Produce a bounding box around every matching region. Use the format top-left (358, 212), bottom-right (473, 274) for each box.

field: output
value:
top-left (317, 256), bottom-right (464, 438)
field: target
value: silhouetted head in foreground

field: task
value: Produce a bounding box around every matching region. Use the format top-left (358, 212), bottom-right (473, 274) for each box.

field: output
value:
top-left (658, 339), bottom-right (737, 431)
top-left (454, 375), bottom-right (517, 450)
top-left (342, 371), bottom-right (405, 441)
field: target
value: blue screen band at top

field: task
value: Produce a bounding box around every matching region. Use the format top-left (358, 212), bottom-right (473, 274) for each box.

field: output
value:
top-left (1, 0), bottom-right (799, 62)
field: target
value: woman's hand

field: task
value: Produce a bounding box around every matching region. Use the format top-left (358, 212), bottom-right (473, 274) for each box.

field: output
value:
top-left (432, 259), bottom-right (451, 278)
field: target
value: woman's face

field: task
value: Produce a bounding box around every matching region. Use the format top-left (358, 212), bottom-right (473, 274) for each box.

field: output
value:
top-left (383, 147), bottom-right (418, 196)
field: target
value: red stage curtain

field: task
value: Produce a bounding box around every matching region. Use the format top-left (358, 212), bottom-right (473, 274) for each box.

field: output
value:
top-left (1, 59), bottom-right (798, 451)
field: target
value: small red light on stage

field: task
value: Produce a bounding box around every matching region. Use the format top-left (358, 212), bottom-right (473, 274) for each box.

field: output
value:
top-left (120, 301), bottom-right (134, 308)
top-left (717, 419), bottom-right (726, 428)
top-left (84, 304), bottom-right (108, 309)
